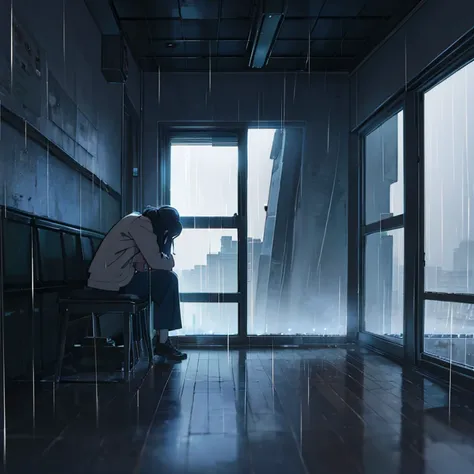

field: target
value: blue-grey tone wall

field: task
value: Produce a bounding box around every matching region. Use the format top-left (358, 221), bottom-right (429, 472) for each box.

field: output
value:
top-left (350, 0), bottom-right (474, 129)
top-left (142, 71), bottom-right (350, 334)
top-left (0, 0), bottom-right (141, 231)
top-left (0, 0), bottom-right (142, 376)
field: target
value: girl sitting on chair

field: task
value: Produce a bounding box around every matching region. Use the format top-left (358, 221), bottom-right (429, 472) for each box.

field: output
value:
top-left (87, 205), bottom-right (186, 361)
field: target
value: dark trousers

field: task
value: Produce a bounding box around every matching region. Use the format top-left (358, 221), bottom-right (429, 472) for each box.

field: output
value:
top-left (121, 270), bottom-right (182, 331)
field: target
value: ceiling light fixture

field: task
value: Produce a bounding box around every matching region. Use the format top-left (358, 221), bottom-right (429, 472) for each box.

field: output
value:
top-left (249, 0), bottom-right (287, 69)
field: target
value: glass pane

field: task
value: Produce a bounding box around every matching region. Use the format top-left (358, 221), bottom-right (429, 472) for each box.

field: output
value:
top-left (364, 229), bottom-right (404, 341)
top-left (247, 128), bottom-right (276, 334)
top-left (176, 303), bottom-right (238, 335)
top-left (424, 60), bottom-right (474, 293)
top-left (170, 144), bottom-right (238, 216)
top-left (424, 300), bottom-right (474, 367)
top-left (173, 229), bottom-right (238, 293)
top-left (365, 111), bottom-right (404, 225)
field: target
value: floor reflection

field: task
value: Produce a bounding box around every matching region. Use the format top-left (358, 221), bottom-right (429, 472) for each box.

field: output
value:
top-left (2, 347), bottom-right (474, 473)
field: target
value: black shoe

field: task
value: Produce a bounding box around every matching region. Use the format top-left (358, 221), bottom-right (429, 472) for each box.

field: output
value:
top-left (155, 338), bottom-right (187, 361)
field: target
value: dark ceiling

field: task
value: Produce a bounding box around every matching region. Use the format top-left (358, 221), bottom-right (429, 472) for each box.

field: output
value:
top-left (112, 0), bottom-right (423, 73)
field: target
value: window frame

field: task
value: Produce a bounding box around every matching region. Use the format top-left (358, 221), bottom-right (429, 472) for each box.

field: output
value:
top-left (348, 30), bottom-right (474, 388)
top-left (358, 102), bottom-right (406, 359)
top-left (158, 122), bottom-right (348, 344)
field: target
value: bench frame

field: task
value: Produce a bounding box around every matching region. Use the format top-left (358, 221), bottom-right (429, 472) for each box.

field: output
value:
top-left (56, 297), bottom-right (153, 383)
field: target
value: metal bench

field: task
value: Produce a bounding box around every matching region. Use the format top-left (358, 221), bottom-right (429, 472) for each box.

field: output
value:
top-left (56, 288), bottom-right (153, 383)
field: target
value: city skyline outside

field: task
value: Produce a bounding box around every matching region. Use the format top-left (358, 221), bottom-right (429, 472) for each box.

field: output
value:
top-left (170, 129), bottom-right (276, 335)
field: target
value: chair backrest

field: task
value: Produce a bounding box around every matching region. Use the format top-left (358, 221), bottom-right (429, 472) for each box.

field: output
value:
top-left (62, 232), bottom-right (84, 281)
top-left (37, 227), bottom-right (65, 283)
top-left (80, 235), bottom-right (94, 269)
top-left (3, 219), bottom-right (32, 288)
top-left (2, 208), bottom-right (106, 289)
top-left (91, 237), bottom-right (103, 253)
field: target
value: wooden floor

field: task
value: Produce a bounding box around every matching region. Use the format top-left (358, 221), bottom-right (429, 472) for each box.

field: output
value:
top-left (2, 346), bottom-right (474, 474)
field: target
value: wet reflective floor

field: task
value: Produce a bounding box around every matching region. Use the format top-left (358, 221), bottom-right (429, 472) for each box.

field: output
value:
top-left (2, 346), bottom-right (474, 473)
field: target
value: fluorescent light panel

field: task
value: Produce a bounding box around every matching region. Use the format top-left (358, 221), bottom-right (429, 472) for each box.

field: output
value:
top-left (249, 13), bottom-right (284, 69)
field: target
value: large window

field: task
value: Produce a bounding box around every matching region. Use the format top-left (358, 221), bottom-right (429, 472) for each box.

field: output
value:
top-left (423, 60), bottom-right (474, 366)
top-left (168, 127), bottom-right (308, 337)
top-left (362, 111), bottom-right (405, 343)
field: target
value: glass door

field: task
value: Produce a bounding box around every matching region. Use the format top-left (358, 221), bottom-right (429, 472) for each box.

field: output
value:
top-left (164, 129), bottom-right (247, 337)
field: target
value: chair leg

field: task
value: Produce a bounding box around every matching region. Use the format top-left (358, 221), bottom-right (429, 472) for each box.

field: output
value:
top-left (92, 313), bottom-right (101, 338)
top-left (138, 308), bottom-right (148, 363)
top-left (136, 309), bottom-right (145, 358)
top-left (123, 312), bottom-right (132, 382)
top-left (132, 313), bottom-right (140, 364)
top-left (143, 307), bottom-right (153, 364)
top-left (55, 308), bottom-right (70, 384)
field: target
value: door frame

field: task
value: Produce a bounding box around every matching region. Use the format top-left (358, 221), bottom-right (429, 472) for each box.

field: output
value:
top-left (160, 124), bottom-right (248, 342)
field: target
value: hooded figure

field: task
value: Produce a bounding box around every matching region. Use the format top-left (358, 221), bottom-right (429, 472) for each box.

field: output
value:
top-left (87, 205), bottom-right (186, 361)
